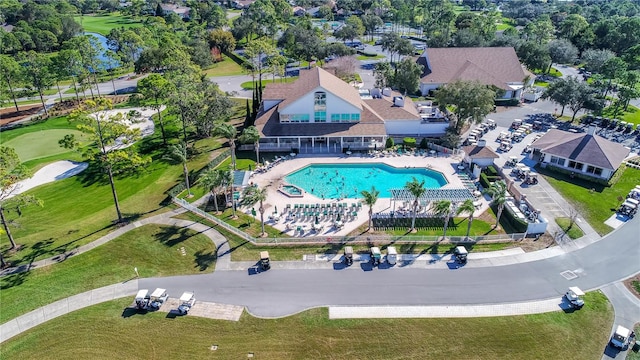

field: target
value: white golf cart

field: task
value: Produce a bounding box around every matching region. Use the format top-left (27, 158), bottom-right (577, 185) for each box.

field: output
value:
top-left (149, 288), bottom-right (168, 310)
top-left (134, 289), bottom-right (150, 310)
top-left (610, 325), bottom-right (635, 349)
top-left (499, 140), bottom-right (512, 152)
top-left (370, 246), bottom-right (382, 266)
top-left (386, 246), bottom-right (397, 265)
top-left (506, 156), bottom-right (518, 167)
top-left (565, 287), bottom-right (585, 309)
top-left (177, 291), bottom-right (196, 315)
top-left (454, 246), bottom-right (468, 264)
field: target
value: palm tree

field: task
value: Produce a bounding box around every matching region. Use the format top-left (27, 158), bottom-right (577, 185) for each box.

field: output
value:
top-left (198, 168), bottom-right (225, 213)
top-left (222, 168), bottom-right (236, 218)
top-left (214, 122), bottom-right (238, 170)
top-left (239, 125), bottom-right (261, 166)
top-left (485, 180), bottom-right (508, 228)
top-left (360, 186), bottom-right (380, 232)
top-left (405, 177), bottom-right (426, 233)
top-left (241, 185), bottom-right (268, 237)
top-left (432, 200), bottom-right (453, 241)
top-left (457, 199), bottom-right (476, 240)
top-left (164, 142), bottom-right (192, 197)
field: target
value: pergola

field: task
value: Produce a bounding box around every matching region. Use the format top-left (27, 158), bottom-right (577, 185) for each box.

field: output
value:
top-left (390, 188), bottom-right (474, 206)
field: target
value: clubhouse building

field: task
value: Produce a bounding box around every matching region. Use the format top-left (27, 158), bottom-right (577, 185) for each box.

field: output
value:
top-left (254, 67), bottom-right (450, 153)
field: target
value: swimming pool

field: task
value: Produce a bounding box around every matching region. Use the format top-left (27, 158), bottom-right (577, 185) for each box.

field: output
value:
top-left (284, 163), bottom-right (448, 199)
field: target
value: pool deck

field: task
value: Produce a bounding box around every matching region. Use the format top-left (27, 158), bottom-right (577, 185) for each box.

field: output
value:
top-left (243, 153), bottom-right (490, 237)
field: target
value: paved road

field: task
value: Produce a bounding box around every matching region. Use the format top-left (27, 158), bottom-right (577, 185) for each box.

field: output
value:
top-left (601, 282), bottom-right (640, 359)
top-left (139, 214), bottom-right (640, 318)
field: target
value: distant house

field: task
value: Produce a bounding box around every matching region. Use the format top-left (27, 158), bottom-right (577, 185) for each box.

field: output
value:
top-left (232, 0), bottom-right (255, 9)
top-left (160, 4), bottom-right (191, 19)
top-left (462, 140), bottom-right (499, 169)
top-left (292, 6), bottom-right (306, 16)
top-left (531, 127), bottom-right (630, 180)
top-left (417, 47), bottom-right (533, 99)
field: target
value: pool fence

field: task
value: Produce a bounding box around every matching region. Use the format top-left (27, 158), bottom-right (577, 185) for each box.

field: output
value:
top-left (173, 198), bottom-right (525, 245)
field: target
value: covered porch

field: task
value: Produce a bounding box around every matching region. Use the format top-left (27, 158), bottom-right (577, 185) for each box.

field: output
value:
top-left (253, 135), bottom-right (387, 153)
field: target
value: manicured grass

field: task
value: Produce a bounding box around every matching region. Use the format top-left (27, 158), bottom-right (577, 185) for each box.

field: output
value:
top-left (241, 77), bottom-right (298, 90)
top-left (601, 105), bottom-right (640, 126)
top-left (3, 129), bottom-right (89, 163)
top-left (0, 224), bottom-right (216, 324)
top-left (385, 217), bottom-right (501, 237)
top-left (538, 166), bottom-right (640, 235)
top-left (203, 56), bottom-right (246, 77)
top-left (555, 217), bottom-right (585, 239)
top-left (2, 292), bottom-right (613, 359)
top-left (73, 12), bottom-right (142, 35)
top-left (496, 22), bottom-right (514, 31)
top-left (356, 54), bottom-right (385, 60)
top-left (0, 114), bottom-right (225, 266)
top-left (630, 324), bottom-right (640, 360)
top-left (1, 99), bottom-right (47, 108)
top-left (534, 80), bottom-right (549, 88)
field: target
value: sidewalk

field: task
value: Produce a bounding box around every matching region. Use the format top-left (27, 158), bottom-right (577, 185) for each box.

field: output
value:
top-left (329, 297), bottom-right (563, 319)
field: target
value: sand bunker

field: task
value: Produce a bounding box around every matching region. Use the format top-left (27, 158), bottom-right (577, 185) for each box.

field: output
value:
top-left (7, 161), bottom-right (88, 199)
top-left (90, 106), bottom-right (163, 151)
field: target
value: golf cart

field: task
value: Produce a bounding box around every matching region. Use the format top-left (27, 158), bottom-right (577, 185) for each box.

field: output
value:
top-left (260, 251), bottom-right (271, 271)
top-left (177, 291), bottom-right (196, 315)
top-left (618, 198), bottom-right (639, 217)
top-left (134, 289), bottom-right (150, 310)
top-left (454, 246), bottom-right (468, 264)
top-left (525, 172), bottom-right (538, 185)
top-left (564, 287), bottom-right (585, 309)
top-left (511, 119), bottom-right (523, 130)
top-left (344, 246), bottom-right (354, 266)
top-left (610, 325), bottom-right (634, 349)
top-left (149, 288), bottom-right (168, 310)
top-left (499, 140), bottom-right (512, 152)
top-left (486, 119), bottom-right (497, 130)
top-left (532, 121), bottom-right (543, 131)
top-left (370, 247), bottom-right (382, 266)
top-left (506, 156), bottom-right (518, 167)
top-left (386, 246), bottom-right (397, 265)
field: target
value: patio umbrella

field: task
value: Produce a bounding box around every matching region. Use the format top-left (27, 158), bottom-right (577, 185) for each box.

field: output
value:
top-left (315, 216), bottom-right (319, 225)
top-left (251, 208), bottom-right (256, 216)
top-left (337, 213), bottom-right (341, 221)
top-left (274, 205), bottom-right (278, 214)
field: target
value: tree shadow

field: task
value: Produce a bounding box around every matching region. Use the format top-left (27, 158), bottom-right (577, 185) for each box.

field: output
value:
top-left (194, 250), bottom-right (217, 271)
top-left (154, 226), bottom-right (196, 247)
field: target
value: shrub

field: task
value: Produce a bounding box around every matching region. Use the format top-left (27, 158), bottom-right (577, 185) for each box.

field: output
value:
top-left (494, 203), bottom-right (528, 232)
top-left (419, 138), bottom-right (429, 149)
top-left (484, 165), bottom-right (499, 177)
top-left (403, 137), bottom-right (416, 148)
top-left (544, 164), bottom-right (611, 186)
top-left (495, 98), bottom-right (520, 107)
top-left (385, 137), bottom-right (394, 148)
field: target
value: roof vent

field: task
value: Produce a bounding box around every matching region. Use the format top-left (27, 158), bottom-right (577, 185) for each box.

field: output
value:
top-left (393, 96), bottom-right (405, 107)
top-left (382, 88), bottom-right (392, 97)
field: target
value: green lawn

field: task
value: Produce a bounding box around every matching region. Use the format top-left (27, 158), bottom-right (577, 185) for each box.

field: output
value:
top-left (534, 80), bottom-right (549, 88)
top-left (0, 224), bottom-right (216, 324)
top-left (1, 292), bottom-right (613, 359)
top-left (241, 77), bottom-right (298, 90)
top-left (1, 99), bottom-right (46, 108)
top-left (203, 56), bottom-right (246, 77)
top-left (356, 54), bottom-right (385, 60)
top-left (0, 113), bottom-right (226, 266)
top-left (3, 129), bottom-right (89, 163)
top-left (538, 166), bottom-right (640, 235)
top-left (555, 217), bottom-right (585, 240)
top-left (601, 105), bottom-right (640, 126)
top-left (174, 212), bottom-right (517, 262)
top-left (73, 12), bottom-right (142, 35)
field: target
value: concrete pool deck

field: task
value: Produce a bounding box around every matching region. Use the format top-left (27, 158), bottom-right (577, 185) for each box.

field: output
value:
top-left (242, 153), bottom-right (490, 236)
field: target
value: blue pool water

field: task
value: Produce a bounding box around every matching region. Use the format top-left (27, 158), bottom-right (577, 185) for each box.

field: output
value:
top-left (284, 163), bottom-right (448, 199)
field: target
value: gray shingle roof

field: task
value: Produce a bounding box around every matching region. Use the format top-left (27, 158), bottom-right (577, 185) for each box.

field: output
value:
top-left (418, 47), bottom-right (527, 90)
top-left (462, 145), bottom-right (499, 159)
top-left (531, 129), bottom-right (630, 170)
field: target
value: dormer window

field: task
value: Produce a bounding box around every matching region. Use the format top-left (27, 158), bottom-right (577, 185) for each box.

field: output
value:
top-left (314, 91), bottom-right (326, 122)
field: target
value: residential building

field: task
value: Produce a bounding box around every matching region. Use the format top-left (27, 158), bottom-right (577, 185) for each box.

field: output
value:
top-left (160, 3), bottom-right (191, 19)
top-left (253, 67), bottom-right (449, 153)
top-left (531, 127), bottom-right (630, 180)
top-left (416, 47), bottom-right (533, 99)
